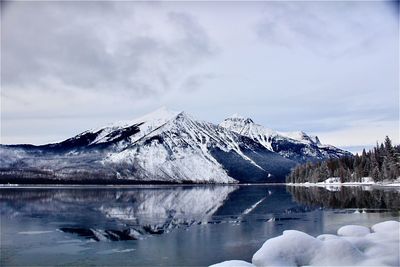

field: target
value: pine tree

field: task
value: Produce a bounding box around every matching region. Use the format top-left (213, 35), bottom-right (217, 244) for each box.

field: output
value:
top-left (320, 161), bottom-right (330, 181)
top-left (285, 137), bottom-right (399, 183)
top-left (382, 158), bottom-right (390, 180)
top-left (370, 166), bottom-right (380, 182)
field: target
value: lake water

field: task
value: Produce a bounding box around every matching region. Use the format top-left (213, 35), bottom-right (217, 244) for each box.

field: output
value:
top-left (1, 185), bottom-right (399, 266)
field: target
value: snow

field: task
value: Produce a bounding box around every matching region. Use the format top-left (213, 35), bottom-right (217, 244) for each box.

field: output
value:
top-left (0, 107), bottom-right (354, 184)
top-left (210, 261), bottom-right (255, 267)
top-left (1, 107), bottom-right (351, 184)
top-left (106, 112), bottom-right (277, 183)
top-left (210, 220), bottom-right (400, 267)
top-left (220, 116), bottom-right (277, 151)
top-left (60, 107), bottom-right (180, 148)
top-left (372, 221), bottom-right (400, 233)
top-left (220, 116), bottom-right (322, 149)
top-left (280, 132), bottom-right (321, 146)
top-left (252, 230), bottom-right (321, 266)
top-left (337, 225), bottom-right (371, 237)
top-left (321, 177), bottom-right (341, 184)
top-left (220, 116), bottom-right (349, 160)
top-left (90, 107), bottom-right (180, 145)
top-left (281, 131), bottom-right (315, 144)
top-left (318, 177), bottom-right (374, 185)
top-left (381, 177), bottom-right (400, 187)
top-left (310, 237), bottom-right (364, 266)
top-left (288, 177), bottom-right (400, 187)
top-left (361, 177), bottom-right (375, 184)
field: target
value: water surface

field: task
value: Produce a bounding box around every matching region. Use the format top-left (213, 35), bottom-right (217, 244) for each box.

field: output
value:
top-left (1, 185), bottom-right (399, 266)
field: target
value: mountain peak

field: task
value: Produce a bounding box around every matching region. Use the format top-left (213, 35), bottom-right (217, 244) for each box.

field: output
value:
top-left (225, 114), bottom-right (254, 124)
top-left (1, 107), bottom-right (351, 184)
top-left (280, 131), bottom-right (322, 145)
top-left (133, 107), bottom-right (181, 124)
top-left (87, 107), bottom-right (180, 133)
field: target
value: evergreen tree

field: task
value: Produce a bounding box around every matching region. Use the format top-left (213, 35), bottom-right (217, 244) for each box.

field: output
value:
top-left (370, 166), bottom-right (380, 181)
top-left (286, 136), bottom-right (399, 183)
top-left (319, 161), bottom-right (330, 181)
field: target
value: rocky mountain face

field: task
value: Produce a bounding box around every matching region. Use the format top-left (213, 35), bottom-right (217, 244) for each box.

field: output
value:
top-left (0, 108), bottom-right (351, 184)
top-left (220, 115), bottom-right (350, 163)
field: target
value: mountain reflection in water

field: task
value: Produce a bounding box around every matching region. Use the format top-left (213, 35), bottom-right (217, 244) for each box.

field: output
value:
top-left (1, 186), bottom-right (239, 241)
top-left (1, 185), bottom-right (400, 266)
top-left (1, 185), bottom-right (399, 243)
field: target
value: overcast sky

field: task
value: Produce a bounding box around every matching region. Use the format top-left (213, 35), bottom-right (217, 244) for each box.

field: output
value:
top-left (1, 1), bottom-right (399, 153)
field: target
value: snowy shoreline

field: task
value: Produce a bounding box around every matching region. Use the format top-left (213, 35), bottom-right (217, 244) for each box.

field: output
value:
top-left (211, 220), bottom-right (400, 267)
top-left (287, 177), bottom-right (400, 187)
top-left (287, 182), bottom-right (400, 187)
top-left (0, 181), bottom-right (399, 188)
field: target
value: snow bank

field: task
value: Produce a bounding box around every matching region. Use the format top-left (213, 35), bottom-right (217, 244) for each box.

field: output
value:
top-left (210, 260), bottom-right (255, 267)
top-left (372, 220), bottom-right (400, 233)
top-left (318, 176), bottom-right (375, 185)
top-left (337, 225), bottom-right (370, 237)
top-left (252, 230), bottom-right (321, 266)
top-left (322, 177), bottom-right (341, 184)
top-left (210, 220), bottom-right (399, 267)
top-left (288, 177), bottom-right (400, 187)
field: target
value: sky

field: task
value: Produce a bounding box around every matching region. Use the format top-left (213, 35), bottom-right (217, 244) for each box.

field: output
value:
top-left (1, 0), bottom-right (399, 153)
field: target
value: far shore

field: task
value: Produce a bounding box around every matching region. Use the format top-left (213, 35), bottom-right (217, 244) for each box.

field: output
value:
top-left (0, 181), bottom-right (399, 188)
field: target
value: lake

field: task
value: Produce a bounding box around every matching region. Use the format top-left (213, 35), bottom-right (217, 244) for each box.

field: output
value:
top-left (1, 185), bottom-right (399, 266)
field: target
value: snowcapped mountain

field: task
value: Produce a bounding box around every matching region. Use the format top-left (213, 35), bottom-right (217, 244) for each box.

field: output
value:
top-left (220, 115), bottom-right (350, 163)
top-left (105, 111), bottom-right (296, 183)
top-left (42, 107), bottom-right (180, 151)
top-left (0, 108), bottom-right (350, 184)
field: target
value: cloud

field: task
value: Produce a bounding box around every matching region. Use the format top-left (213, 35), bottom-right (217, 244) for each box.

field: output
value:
top-left (255, 1), bottom-right (395, 57)
top-left (2, 2), bottom-right (217, 98)
top-left (1, 1), bottom-right (398, 148)
top-left (315, 119), bottom-right (399, 148)
top-left (180, 73), bottom-right (217, 92)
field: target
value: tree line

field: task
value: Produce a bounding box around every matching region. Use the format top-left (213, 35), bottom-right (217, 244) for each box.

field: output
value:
top-left (286, 136), bottom-right (400, 183)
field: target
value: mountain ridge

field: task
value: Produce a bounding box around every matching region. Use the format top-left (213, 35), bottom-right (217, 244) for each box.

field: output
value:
top-left (0, 108), bottom-right (351, 184)
top-left (220, 116), bottom-right (349, 163)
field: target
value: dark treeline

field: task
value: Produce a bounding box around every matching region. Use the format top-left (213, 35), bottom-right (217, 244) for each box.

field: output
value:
top-left (286, 136), bottom-right (400, 183)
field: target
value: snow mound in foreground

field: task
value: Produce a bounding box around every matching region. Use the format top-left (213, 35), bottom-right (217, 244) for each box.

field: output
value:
top-left (210, 220), bottom-right (399, 267)
top-left (210, 260), bottom-right (255, 267)
top-left (337, 225), bottom-right (371, 237)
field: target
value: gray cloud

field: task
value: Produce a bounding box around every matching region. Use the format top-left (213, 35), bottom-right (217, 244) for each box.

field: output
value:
top-left (255, 2), bottom-right (394, 57)
top-left (180, 73), bottom-right (217, 92)
top-left (1, 1), bottom-right (398, 147)
top-left (2, 2), bottom-right (217, 97)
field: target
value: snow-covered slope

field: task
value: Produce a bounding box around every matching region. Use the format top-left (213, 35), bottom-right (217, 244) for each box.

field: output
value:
top-left (106, 112), bottom-right (295, 183)
top-left (220, 116), bottom-right (350, 163)
top-left (220, 115), bottom-right (277, 150)
top-left (42, 107), bottom-right (180, 151)
top-left (0, 108), bottom-right (349, 184)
